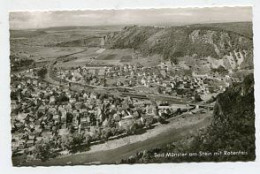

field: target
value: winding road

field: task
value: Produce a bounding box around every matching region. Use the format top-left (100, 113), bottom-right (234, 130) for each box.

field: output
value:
top-left (13, 48), bottom-right (215, 166)
top-left (15, 112), bottom-right (212, 166)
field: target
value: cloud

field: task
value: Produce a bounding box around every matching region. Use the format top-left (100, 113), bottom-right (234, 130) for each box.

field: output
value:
top-left (9, 7), bottom-right (252, 29)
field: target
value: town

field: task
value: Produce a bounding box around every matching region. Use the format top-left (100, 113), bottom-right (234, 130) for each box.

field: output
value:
top-left (10, 57), bottom-right (234, 162)
top-left (9, 7), bottom-right (254, 166)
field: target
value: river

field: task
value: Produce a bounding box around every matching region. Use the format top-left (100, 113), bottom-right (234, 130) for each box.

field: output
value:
top-left (15, 112), bottom-right (212, 166)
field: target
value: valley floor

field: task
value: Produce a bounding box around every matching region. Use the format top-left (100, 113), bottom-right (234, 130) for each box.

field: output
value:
top-left (15, 111), bottom-right (212, 166)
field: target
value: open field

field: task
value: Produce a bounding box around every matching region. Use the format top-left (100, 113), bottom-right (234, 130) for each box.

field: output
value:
top-left (10, 26), bottom-right (122, 65)
top-left (57, 48), bottom-right (161, 67)
top-left (11, 45), bottom-right (86, 62)
top-left (10, 26), bottom-right (122, 45)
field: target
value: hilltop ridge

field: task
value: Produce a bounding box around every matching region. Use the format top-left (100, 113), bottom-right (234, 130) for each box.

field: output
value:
top-left (107, 22), bottom-right (253, 72)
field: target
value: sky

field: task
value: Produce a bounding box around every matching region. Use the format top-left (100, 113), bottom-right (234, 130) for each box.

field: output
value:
top-left (9, 6), bottom-right (252, 29)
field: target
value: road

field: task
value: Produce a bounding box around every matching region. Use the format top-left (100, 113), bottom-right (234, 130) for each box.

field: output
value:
top-left (12, 49), bottom-right (215, 166)
top-left (44, 49), bottom-right (88, 85)
top-left (16, 112), bottom-right (212, 166)
top-left (43, 50), bottom-right (214, 109)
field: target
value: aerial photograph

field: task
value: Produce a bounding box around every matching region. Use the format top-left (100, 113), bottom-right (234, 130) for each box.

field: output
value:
top-left (9, 7), bottom-right (255, 166)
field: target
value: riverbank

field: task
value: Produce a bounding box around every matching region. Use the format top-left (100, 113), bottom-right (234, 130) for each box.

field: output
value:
top-left (15, 111), bottom-right (212, 166)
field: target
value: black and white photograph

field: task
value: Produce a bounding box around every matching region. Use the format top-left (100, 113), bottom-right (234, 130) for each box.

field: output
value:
top-left (9, 6), bottom-right (255, 166)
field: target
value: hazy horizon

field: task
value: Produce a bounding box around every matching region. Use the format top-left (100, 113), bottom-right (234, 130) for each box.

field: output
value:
top-left (10, 7), bottom-right (252, 30)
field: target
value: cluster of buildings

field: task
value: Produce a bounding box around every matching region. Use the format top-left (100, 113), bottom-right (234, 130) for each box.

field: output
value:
top-left (11, 69), bottom-right (184, 160)
top-left (54, 63), bottom-right (230, 100)
top-left (11, 60), bottom-right (236, 161)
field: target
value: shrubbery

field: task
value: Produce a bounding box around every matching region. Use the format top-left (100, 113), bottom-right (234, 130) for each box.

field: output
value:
top-left (109, 25), bottom-right (252, 67)
top-left (120, 74), bottom-right (255, 163)
top-left (37, 67), bottom-right (47, 79)
top-left (34, 140), bottom-right (57, 161)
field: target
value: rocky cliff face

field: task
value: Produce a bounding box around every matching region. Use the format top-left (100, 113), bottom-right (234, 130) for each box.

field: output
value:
top-left (192, 74), bottom-right (255, 161)
top-left (189, 29), bottom-right (253, 70)
top-left (108, 23), bottom-right (253, 71)
top-left (214, 73), bottom-right (254, 117)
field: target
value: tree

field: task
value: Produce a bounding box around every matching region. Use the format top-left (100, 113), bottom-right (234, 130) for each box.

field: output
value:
top-left (57, 92), bottom-right (69, 104)
top-left (11, 91), bottom-right (18, 100)
top-left (157, 86), bottom-right (162, 94)
top-left (130, 122), bottom-right (139, 134)
top-left (85, 135), bottom-right (92, 146)
top-left (101, 128), bottom-right (112, 141)
top-left (144, 117), bottom-right (154, 129)
top-left (34, 140), bottom-right (56, 161)
top-left (190, 74), bottom-right (255, 161)
top-left (37, 67), bottom-right (47, 79)
top-left (194, 92), bottom-right (202, 102)
top-left (67, 133), bottom-right (86, 153)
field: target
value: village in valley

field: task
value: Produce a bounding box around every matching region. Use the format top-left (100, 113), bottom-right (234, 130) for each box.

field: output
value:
top-left (10, 8), bottom-right (254, 165)
top-left (11, 47), bottom-right (233, 163)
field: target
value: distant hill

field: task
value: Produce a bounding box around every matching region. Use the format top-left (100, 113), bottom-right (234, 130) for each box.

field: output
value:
top-left (10, 22), bottom-right (253, 73)
top-left (37, 25), bottom-right (124, 32)
top-left (54, 37), bottom-right (102, 47)
top-left (188, 22), bottom-right (253, 38)
top-left (10, 30), bottom-right (47, 38)
top-left (107, 22), bottom-right (253, 71)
